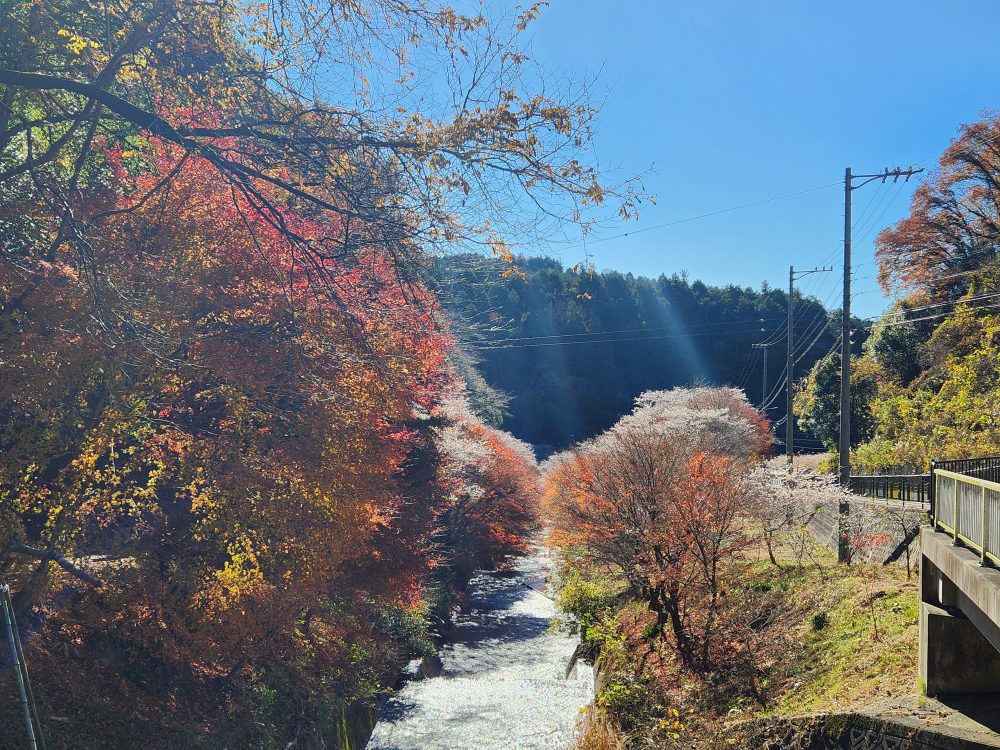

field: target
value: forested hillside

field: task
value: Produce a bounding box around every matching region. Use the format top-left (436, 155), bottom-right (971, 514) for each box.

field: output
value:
top-left (436, 255), bottom-right (852, 453)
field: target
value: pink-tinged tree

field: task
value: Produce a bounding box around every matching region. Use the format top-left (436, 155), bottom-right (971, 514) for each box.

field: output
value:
top-left (544, 387), bottom-right (771, 671)
top-left (434, 396), bottom-right (540, 582)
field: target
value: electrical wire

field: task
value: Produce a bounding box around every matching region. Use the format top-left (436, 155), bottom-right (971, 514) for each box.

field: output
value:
top-left (877, 291), bottom-right (1000, 319)
top-left (555, 181), bottom-right (842, 253)
top-left (475, 314), bottom-right (786, 347)
top-left (734, 346), bottom-right (760, 391)
top-left (876, 300), bottom-right (1000, 328)
top-left (473, 323), bottom-right (780, 350)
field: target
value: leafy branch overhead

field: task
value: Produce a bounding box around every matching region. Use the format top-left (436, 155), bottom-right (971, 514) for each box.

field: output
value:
top-left (0, 0), bottom-right (642, 296)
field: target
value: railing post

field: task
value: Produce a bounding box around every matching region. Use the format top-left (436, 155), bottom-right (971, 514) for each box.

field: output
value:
top-left (954, 477), bottom-right (959, 545)
top-left (982, 485), bottom-right (988, 566)
top-left (930, 459), bottom-right (937, 521)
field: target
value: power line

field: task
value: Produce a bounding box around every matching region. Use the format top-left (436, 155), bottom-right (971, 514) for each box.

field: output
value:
top-left (734, 346), bottom-right (760, 391)
top-left (472, 323), bottom-right (777, 350)
top-left (855, 180), bottom-right (908, 246)
top-left (761, 368), bottom-right (788, 411)
top-left (876, 300), bottom-right (1000, 328)
top-left (875, 290), bottom-right (1000, 320)
top-left (853, 180), bottom-right (906, 245)
top-left (554, 181), bottom-right (841, 252)
top-left (474, 315), bottom-right (786, 346)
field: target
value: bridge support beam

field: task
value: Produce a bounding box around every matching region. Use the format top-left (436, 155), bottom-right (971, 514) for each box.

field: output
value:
top-left (920, 602), bottom-right (1000, 696)
top-left (919, 528), bottom-right (1000, 696)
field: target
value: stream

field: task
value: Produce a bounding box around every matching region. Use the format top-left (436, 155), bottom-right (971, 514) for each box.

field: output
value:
top-left (365, 544), bottom-right (593, 750)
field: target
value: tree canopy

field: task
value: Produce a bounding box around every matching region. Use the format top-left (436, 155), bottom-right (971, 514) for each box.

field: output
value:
top-left (0, 1), bottom-right (617, 745)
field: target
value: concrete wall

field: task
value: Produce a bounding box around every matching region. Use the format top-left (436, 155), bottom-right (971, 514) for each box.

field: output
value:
top-left (731, 713), bottom-right (1000, 750)
top-left (807, 498), bottom-right (924, 565)
top-left (919, 529), bottom-right (1000, 697)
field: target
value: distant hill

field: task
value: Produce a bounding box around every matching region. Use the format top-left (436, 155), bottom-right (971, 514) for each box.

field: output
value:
top-left (434, 254), bottom-right (854, 454)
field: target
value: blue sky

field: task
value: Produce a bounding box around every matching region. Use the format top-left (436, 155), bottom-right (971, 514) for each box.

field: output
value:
top-left (516, 0), bottom-right (1000, 317)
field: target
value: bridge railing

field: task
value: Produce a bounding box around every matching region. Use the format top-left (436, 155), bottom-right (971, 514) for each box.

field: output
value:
top-left (848, 473), bottom-right (930, 505)
top-left (933, 468), bottom-right (1000, 566)
top-left (933, 455), bottom-right (1000, 484)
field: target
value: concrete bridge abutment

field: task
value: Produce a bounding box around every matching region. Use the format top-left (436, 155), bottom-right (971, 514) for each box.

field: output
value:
top-left (919, 528), bottom-right (1000, 697)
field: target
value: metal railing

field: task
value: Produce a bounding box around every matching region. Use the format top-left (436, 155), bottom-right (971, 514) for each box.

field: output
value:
top-left (848, 473), bottom-right (930, 505)
top-left (933, 455), bottom-right (1000, 484)
top-left (934, 468), bottom-right (1000, 566)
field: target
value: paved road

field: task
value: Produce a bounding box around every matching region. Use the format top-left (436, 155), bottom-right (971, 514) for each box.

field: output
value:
top-left (366, 545), bottom-right (592, 750)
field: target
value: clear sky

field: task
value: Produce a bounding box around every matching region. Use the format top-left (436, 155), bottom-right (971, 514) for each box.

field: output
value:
top-left (516, 0), bottom-right (1000, 317)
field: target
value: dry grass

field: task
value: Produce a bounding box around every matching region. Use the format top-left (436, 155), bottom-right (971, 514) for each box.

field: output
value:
top-left (765, 562), bottom-right (920, 715)
top-left (577, 708), bottom-right (627, 750)
top-left (572, 539), bottom-right (921, 749)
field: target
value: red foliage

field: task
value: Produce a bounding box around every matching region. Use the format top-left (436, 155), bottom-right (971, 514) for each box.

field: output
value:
top-left (876, 115), bottom-right (1000, 296)
top-left (1, 127), bottom-right (539, 740)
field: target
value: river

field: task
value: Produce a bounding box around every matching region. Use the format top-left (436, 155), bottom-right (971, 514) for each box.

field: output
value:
top-left (365, 544), bottom-right (593, 750)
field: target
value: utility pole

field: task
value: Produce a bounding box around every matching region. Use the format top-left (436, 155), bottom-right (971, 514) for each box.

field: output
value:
top-left (838, 165), bottom-right (923, 562)
top-left (786, 265), bottom-right (832, 464)
top-left (752, 342), bottom-right (771, 411)
top-left (786, 266), bottom-right (794, 464)
top-left (839, 166), bottom-right (924, 482)
top-left (841, 167), bottom-right (852, 487)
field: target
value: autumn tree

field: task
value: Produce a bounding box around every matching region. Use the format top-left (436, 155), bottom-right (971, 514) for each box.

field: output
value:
top-left (0, 141), bottom-right (466, 745)
top-left (1, 2), bottom-right (605, 743)
top-left (876, 114), bottom-right (1000, 296)
top-left (543, 388), bottom-right (771, 672)
top-left (435, 396), bottom-right (539, 582)
top-left (0, 0), bottom-right (641, 324)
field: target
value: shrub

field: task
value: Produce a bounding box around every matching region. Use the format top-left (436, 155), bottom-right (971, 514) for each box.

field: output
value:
top-left (557, 573), bottom-right (618, 636)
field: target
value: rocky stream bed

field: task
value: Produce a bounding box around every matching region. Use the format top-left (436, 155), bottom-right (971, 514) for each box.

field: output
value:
top-left (365, 545), bottom-right (592, 750)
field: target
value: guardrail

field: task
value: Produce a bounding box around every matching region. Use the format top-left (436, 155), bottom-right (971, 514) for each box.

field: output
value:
top-left (933, 455), bottom-right (1000, 484)
top-left (848, 473), bottom-right (930, 505)
top-left (933, 468), bottom-right (1000, 566)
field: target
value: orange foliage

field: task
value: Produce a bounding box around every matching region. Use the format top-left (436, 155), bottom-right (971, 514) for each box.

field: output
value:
top-left (876, 115), bottom-right (1000, 296)
top-left (1, 132), bottom-right (538, 741)
top-left (543, 389), bottom-right (767, 671)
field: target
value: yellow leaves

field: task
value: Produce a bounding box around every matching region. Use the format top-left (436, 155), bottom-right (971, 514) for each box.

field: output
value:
top-left (57, 28), bottom-right (101, 56)
top-left (584, 182), bottom-right (605, 206)
top-left (209, 533), bottom-right (269, 608)
top-left (330, 151), bottom-right (354, 178)
top-left (186, 471), bottom-right (213, 515)
top-left (487, 235), bottom-right (515, 265)
top-left (656, 708), bottom-right (685, 738)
